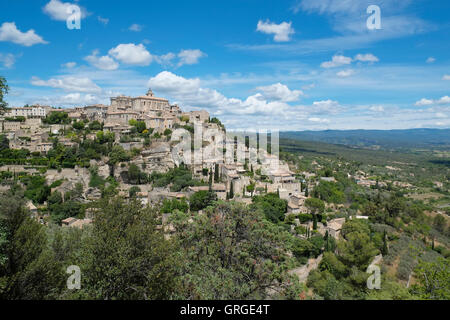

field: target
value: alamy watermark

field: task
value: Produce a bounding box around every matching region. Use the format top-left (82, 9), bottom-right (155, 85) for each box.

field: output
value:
top-left (66, 5), bottom-right (81, 30)
top-left (366, 265), bottom-right (381, 290)
top-left (66, 265), bottom-right (81, 290)
top-left (367, 5), bottom-right (382, 30)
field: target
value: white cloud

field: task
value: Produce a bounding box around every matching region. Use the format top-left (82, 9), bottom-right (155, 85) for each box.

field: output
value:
top-left (443, 75), bottom-right (450, 81)
top-left (31, 76), bottom-right (102, 94)
top-left (0, 22), bottom-right (48, 47)
top-left (321, 55), bottom-right (352, 68)
top-left (415, 96), bottom-right (450, 106)
top-left (293, 0), bottom-right (369, 15)
top-left (61, 62), bottom-right (76, 69)
top-left (147, 71), bottom-right (290, 115)
top-left (437, 96), bottom-right (450, 104)
top-left (129, 24), bottom-right (143, 32)
top-left (98, 16), bottom-right (109, 25)
top-left (426, 57), bottom-right (436, 63)
top-left (108, 43), bottom-right (152, 66)
top-left (312, 99), bottom-right (340, 113)
top-left (256, 20), bottom-right (295, 42)
top-left (255, 83), bottom-right (303, 102)
top-left (336, 69), bottom-right (355, 78)
top-left (43, 0), bottom-right (86, 21)
top-left (302, 83), bottom-right (315, 90)
top-left (415, 98), bottom-right (433, 106)
top-left (84, 50), bottom-right (119, 70)
top-left (34, 93), bottom-right (105, 106)
top-left (308, 117), bottom-right (330, 123)
top-left (177, 49), bottom-right (206, 66)
top-left (154, 52), bottom-right (176, 65)
top-left (354, 53), bottom-right (379, 63)
top-left (0, 53), bottom-right (16, 68)
top-left (369, 105), bottom-right (385, 112)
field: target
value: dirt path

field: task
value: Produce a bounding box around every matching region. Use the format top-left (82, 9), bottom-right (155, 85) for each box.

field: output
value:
top-left (289, 254), bottom-right (323, 283)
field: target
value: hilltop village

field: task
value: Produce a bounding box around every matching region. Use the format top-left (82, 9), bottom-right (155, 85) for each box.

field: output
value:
top-left (0, 89), bottom-right (350, 237)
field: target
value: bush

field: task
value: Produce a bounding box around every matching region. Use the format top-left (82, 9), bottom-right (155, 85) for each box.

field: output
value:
top-left (190, 190), bottom-right (217, 211)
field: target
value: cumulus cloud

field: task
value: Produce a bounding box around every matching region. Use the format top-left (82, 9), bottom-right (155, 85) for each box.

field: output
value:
top-left (61, 62), bottom-right (76, 69)
top-left (0, 53), bottom-right (16, 68)
top-left (308, 117), bottom-right (330, 123)
top-left (255, 83), bottom-right (303, 102)
top-left (31, 76), bottom-right (102, 94)
top-left (321, 55), bottom-right (352, 68)
top-left (256, 20), bottom-right (295, 42)
top-left (154, 52), bottom-right (176, 65)
top-left (415, 98), bottom-right (433, 106)
top-left (108, 43), bottom-right (152, 66)
top-left (369, 105), bottom-right (385, 112)
top-left (443, 75), bottom-right (450, 81)
top-left (0, 22), bottom-right (48, 46)
top-left (336, 69), bottom-right (355, 78)
top-left (84, 50), bottom-right (119, 70)
top-left (147, 71), bottom-right (290, 115)
top-left (312, 100), bottom-right (340, 111)
top-left (129, 24), bottom-right (143, 32)
top-left (34, 93), bottom-right (105, 106)
top-left (426, 57), bottom-right (436, 63)
top-left (177, 49), bottom-right (206, 67)
top-left (43, 0), bottom-right (86, 21)
top-left (415, 96), bottom-right (450, 106)
top-left (438, 96), bottom-right (450, 104)
top-left (354, 53), bottom-right (379, 63)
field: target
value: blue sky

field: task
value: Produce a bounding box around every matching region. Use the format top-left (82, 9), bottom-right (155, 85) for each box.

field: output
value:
top-left (1, 0), bottom-right (449, 130)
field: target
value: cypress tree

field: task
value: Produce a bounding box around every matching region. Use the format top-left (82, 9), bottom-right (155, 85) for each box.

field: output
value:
top-left (313, 214), bottom-right (317, 230)
top-left (382, 230), bottom-right (389, 255)
top-left (208, 171), bottom-right (213, 191)
top-left (214, 163), bottom-right (219, 182)
top-left (229, 181), bottom-right (234, 199)
top-left (305, 186), bottom-right (309, 197)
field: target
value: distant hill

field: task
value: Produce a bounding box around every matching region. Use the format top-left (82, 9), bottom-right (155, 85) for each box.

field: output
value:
top-left (280, 129), bottom-right (450, 150)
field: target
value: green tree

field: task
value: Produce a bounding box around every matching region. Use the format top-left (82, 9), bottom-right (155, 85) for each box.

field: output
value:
top-left (433, 215), bottom-right (447, 233)
top-left (246, 182), bottom-right (256, 197)
top-left (0, 191), bottom-right (64, 299)
top-left (337, 231), bottom-right (378, 270)
top-left (79, 197), bottom-right (179, 299)
top-left (108, 145), bottom-right (130, 176)
top-left (172, 201), bottom-right (301, 299)
top-left (0, 135), bottom-right (9, 152)
top-left (0, 76), bottom-right (9, 111)
top-left (305, 198), bottom-right (325, 215)
top-left (251, 193), bottom-right (287, 224)
top-left (229, 181), bottom-right (234, 199)
top-left (129, 186), bottom-right (141, 198)
top-left (128, 163), bottom-right (142, 184)
top-left (411, 258), bottom-right (450, 300)
top-left (214, 163), bottom-right (219, 182)
top-left (190, 190), bottom-right (217, 212)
